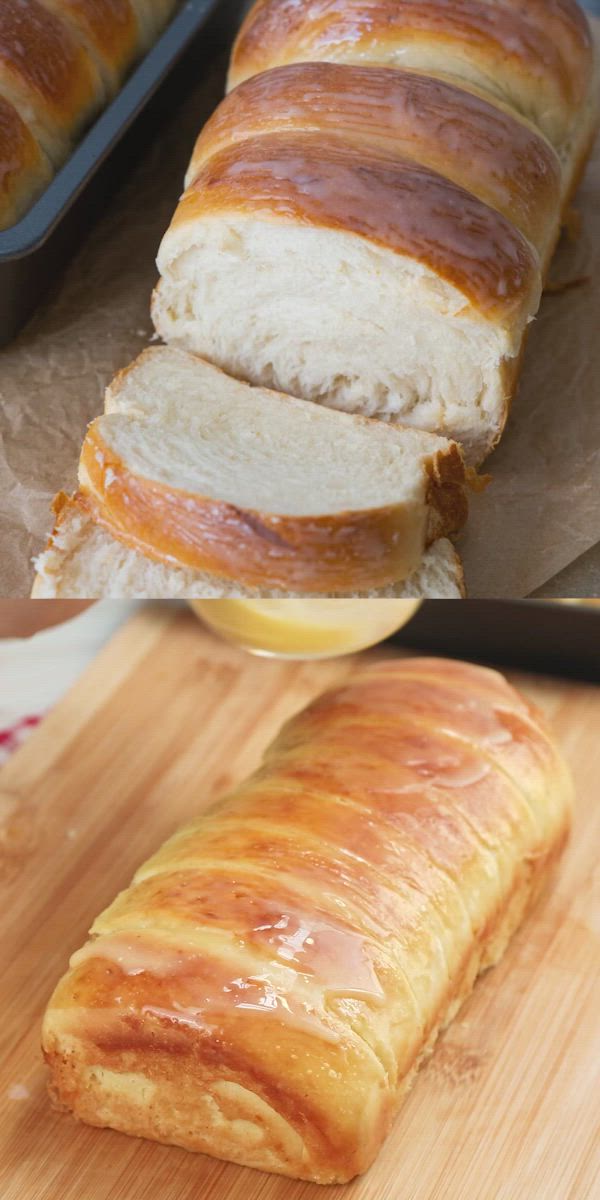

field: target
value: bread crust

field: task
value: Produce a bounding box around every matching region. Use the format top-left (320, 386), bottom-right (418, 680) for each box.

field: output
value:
top-left (168, 132), bottom-right (539, 325)
top-left (31, 493), bottom-right (467, 598)
top-left (40, 0), bottom-right (139, 91)
top-left (228, 0), bottom-right (593, 146)
top-left (78, 424), bottom-right (467, 593)
top-left (0, 93), bottom-right (52, 228)
top-left (189, 62), bottom-right (561, 259)
top-left (0, 0), bottom-right (103, 163)
top-left (42, 658), bottom-right (573, 1182)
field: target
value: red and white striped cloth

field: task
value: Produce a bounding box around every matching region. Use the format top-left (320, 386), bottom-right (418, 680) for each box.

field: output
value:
top-left (0, 714), bottom-right (44, 768)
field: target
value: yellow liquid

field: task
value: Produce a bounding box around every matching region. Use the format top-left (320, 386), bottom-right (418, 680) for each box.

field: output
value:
top-left (189, 600), bottom-right (421, 659)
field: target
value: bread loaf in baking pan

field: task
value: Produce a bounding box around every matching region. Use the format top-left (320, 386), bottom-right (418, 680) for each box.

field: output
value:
top-left (76, 346), bottom-right (467, 594)
top-left (152, 0), bottom-right (596, 463)
top-left (42, 656), bottom-right (573, 1182)
top-left (32, 493), bottom-right (465, 596)
top-left (0, 0), bottom-right (105, 167)
top-left (0, 0), bottom-right (177, 227)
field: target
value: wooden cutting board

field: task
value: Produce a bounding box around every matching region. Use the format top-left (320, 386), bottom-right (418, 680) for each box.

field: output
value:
top-left (1, 605), bottom-right (599, 1200)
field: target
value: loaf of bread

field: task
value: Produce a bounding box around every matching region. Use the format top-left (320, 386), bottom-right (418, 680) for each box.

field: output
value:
top-left (32, 493), bottom-right (465, 596)
top-left (42, 656), bottom-right (573, 1182)
top-left (75, 345), bottom-right (466, 593)
top-left (0, 0), bottom-right (177, 228)
top-left (152, 0), bottom-right (597, 463)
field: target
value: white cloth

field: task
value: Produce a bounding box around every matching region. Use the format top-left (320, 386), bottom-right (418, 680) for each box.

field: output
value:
top-left (0, 601), bottom-right (138, 737)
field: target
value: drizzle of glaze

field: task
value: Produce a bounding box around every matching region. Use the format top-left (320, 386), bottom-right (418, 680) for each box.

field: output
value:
top-left (231, 0), bottom-right (592, 121)
top-left (193, 62), bottom-right (560, 254)
top-left (71, 916), bottom-right (385, 1048)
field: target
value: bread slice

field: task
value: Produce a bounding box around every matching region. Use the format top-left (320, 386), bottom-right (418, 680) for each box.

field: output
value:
top-left (80, 346), bottom-right (467, 594)
top-left (32, 495), bottom-right (465, 599)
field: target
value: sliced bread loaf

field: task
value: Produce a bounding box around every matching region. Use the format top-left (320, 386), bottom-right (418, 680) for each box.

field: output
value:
top-left (32, 495), bottom-right (465, 599)
top-left (81, 346), bottom-right (467, 594)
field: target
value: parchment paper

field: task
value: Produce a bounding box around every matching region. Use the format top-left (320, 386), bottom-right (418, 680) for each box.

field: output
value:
top-left (0, 51), bottom-right (598, 599)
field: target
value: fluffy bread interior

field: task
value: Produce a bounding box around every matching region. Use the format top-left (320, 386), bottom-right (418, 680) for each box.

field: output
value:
top-left (154, 218), bottom-right (532, 465)
top-left (99, 346), bottom-right (460, 517)
top-left (78, 346), bottom-right (466, 592)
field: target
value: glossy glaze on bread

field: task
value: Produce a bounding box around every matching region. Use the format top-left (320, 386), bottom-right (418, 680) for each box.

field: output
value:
top-left (43, 658), bottom-right (573, 1182)
top-left (0, 0), bottom-right (177, 227)
top-left (229, 0), bottom-right (594, 149)
top-left (0, 0), bottom-right (104, 165)
top-left (41, 0), bottom-right (140, 93)
top-left (165, 131), bottom-right (540, 322)
top-left (189, 63), bottom-right (562, 261)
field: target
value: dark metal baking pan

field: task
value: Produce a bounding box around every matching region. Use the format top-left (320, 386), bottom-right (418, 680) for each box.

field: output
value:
top-left (0, 0), bottom-right (245, 347)
top-left (391, 600), bottom-right (600, 682)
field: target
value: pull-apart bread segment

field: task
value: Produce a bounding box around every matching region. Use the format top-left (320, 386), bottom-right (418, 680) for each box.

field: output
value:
top-left (77, 346), bottom-right (467, 594)
top-left (228, 0), bottom-right (595, 160)
top-left (43, 658), bottom-right (573, 1183)
top-left (188, 62), bottom-right (563, 263)
top-left (39, 0), bottom-right (140, 95)
top-left (0, 93), bottom-right (53, 229)
top-left (0, 0), bottom-right (105, 166)
top-left (153, 125), bottom-right (540, 463)
top-left (32, 493), bottom-right (465, 597)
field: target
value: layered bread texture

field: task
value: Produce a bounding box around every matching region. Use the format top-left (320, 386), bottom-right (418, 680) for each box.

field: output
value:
top-left (75, 346), bottom-right (467, 594)
top-left (152, 0), bottom-right (596, 462)
top-left (42, 656), bottom-right (573, 1182)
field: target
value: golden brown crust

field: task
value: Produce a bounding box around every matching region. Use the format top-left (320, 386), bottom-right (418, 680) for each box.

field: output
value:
top-left (0, 93), bottom-right (52, 229)
top-left (42, 658), bottom-right (573, 1182)
top-left (0, 0), bottom-right (103, 160)
top-left (229, 0), bottom-right (593, 144)
top-left (78, 424), bottom-right (467, 593)
top-left (174, 132), bottom-right (538, 323)
top-left (189, 63), bottom-right (561, 257)
top-left (40, 0), bottom-right (139, 88)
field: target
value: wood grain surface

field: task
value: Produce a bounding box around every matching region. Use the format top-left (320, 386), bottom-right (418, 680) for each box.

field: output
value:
top-left (0, 604), bottom-right (598, 1200)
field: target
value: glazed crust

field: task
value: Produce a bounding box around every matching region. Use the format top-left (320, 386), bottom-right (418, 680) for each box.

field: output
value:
top-left (78, 424), bottom-right (467, 593)
top-left (188, 63), bottom-right (561, 259)
top-left (0, 0), bottom-right (103, 164)
top-left (40, 0), bottom-right (140, 91)
top-left (170, 132), bottom-right (539, 325)
top-left (42, 657), bottom-right (573, 1183)
top-left (0, 94), bottom-right (52, 229)
top-left (229, 0), bottom-right (593, 146)
top-left (0, 0), bottom-right (174, 226)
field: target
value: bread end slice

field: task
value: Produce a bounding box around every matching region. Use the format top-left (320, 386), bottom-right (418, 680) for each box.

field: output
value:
top-left (32, 495), bottom-right (465, 599)
top-left (84, 346), bottom-right (468, 594)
